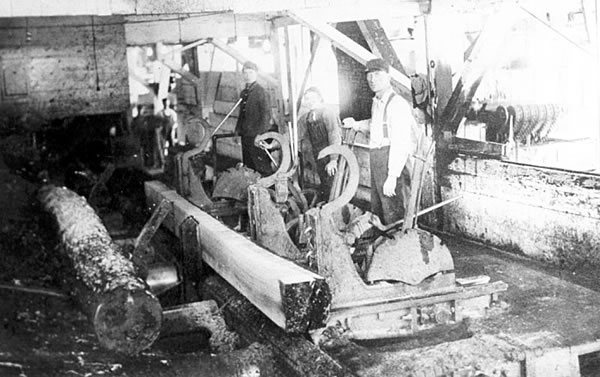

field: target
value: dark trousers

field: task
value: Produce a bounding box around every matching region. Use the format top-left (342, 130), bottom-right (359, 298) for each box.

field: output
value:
top-left (314, 156), bottom-right (334, 202)
top-left (241, 135), bottom-right (272, 175)
top-left (370, 146), bottom-right (412, 225)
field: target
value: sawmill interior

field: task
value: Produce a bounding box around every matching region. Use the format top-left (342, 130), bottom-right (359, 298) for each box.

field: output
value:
top-left (2, 0), bottom-right (600, 376)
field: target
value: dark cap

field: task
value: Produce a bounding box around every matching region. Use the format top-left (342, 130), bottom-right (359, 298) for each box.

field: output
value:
top-left (365, 58), bottom-right (389, 74)
top-left (242, 61), bottom-right (258, 71)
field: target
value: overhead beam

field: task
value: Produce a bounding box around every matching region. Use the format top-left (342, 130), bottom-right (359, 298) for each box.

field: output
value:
top-left (159, 60), bottom-right (202, 87)
top-left (124, 13), bottom-right (270, 45)
top-left (357, 20), bottom-right (406, 76)
top-left (286, 9), bottom-right (412, 101)
top-left (269, 3), bottom-right (422, 28)
top-left (1, 0), bottom-right (421, 19)
top-left (439, 5), bottom-right (521, 133)
top-left (209, 38), bottom-right (279, 87)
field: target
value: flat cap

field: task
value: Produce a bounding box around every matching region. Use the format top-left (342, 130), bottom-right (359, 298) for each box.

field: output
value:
top-left (242, 61), bottom-right (258, 71)
top-left (365, 58), bottom-right (389, 73)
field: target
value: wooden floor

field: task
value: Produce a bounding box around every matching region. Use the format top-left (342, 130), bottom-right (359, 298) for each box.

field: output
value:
top-left (323, 234), bottom-right (600, 377)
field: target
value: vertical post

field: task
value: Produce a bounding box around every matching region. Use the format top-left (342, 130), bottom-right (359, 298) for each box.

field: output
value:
top-left (296, 34), bottom-right (321, 113)
top-left (270, 27), bottom-right (287, 132)
top-left (596, 0), bottom-right (600, 169)
top-left (284, 26), bottom-right (299, 165)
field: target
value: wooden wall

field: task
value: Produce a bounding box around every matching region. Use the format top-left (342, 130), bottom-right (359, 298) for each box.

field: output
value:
top-left (440, 154), bottom-right (600, 269)
top-left (0, 16), bottom-right (129, 122)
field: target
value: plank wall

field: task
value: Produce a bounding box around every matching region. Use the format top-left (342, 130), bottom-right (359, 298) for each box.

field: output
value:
top-left (440, 154), bottom-right (600, 269)
top-left (0, 16), bottom-right (129, 121)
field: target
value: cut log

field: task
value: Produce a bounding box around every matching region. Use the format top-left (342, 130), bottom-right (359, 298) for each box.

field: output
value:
top-left (144, 180), bottom-right (331, 333)
top-left (38, 185), bottom-right (162, 355)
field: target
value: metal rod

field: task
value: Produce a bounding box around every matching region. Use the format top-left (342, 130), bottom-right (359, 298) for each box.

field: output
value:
top-left (371, 194), bottom-right (463, 233)
top-left (210, 98), bottom-right (243, 138)
top-left (0, 283), bottom-right (69, 299)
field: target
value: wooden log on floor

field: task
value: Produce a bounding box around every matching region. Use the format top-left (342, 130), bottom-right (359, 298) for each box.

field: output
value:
top-left (144, 180), bottom-right (331, 334)
top-left (38, 185), bottom-right (162, 355)
top-left (204, 274), bottom-right (355, 377)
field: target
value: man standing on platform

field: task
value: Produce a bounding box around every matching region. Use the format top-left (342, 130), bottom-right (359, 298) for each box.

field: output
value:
top-left (343, 58), bottom-right (422, 225)
top-left (235, 61), bottom-right (273, 175)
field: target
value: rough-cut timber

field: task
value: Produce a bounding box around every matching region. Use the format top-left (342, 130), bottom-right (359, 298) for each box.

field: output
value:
top-left (144, 180), bottom-right (331, 333)
top-left (204, 275), bottom-right (355, 377)
top-left (38, 185), bottom-right (162, 355)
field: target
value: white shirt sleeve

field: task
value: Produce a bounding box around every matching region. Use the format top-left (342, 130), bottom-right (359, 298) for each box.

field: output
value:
top-left (386, 96), bottom-right (416, 178)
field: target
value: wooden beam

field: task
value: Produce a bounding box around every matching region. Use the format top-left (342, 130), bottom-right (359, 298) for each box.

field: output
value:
top-left (439, 5), bottom-right (520, 133)
top-left (134, 199), bottom-right (172, 255)
top-left (159, 59), bottom-right (202, 86)
top-left (357, 20), bottom-right (406, 76)
top-left (284, 26), bottom-right (300, 161)
top-left (296, 34), bottom-right (321, 112)
top-left (171, 38), bottom-right (208, 55)
top-left (1, 1), bottom-right (421, 19)
top-left (269, 3), bottom-right (422, 28)
top-left (209, 38), bottom-right (279, 87)
top-left (463, 32), bottom-right (480, 62)
top-left (144, 180), bottom-right (330, 333)
top-left (270, 27), bottom-right (287, 129)
top-left (447, 137), bottom-right (508, 159)
top-left (124, 13), bottom-right (270, 45)
top-left (286, 9), bottom-right (412, 101)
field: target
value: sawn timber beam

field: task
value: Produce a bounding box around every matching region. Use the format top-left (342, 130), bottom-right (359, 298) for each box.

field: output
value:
top-left (209, 38), bottom-right (280, 87)
top-left (144, 180), bottom-right (330, 334)
top-left (357, 20), bottom-right (406, 76)
top-left (285, 9), bottom-right (412, 102)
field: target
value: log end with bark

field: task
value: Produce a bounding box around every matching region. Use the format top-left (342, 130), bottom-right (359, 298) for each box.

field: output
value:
top-left (38, 185), bottom-right (162, 355)
top-left (93, 288), bottom-right (163, 355)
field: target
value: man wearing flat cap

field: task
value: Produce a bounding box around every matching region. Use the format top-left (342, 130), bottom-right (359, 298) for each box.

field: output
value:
top-left (236, 61), bottom-right (273, 175)
top-left (343, 58), bottom-right (422, 225)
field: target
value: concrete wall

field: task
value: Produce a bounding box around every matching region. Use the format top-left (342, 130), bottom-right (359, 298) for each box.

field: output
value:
top-left (0, 16), bottom-right (129, 123)
top-left (440, 153), bottom-right (600, 269)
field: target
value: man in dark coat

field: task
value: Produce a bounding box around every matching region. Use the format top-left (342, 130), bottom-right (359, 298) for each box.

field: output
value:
top-left (298, 87), bottom-right (342, 200)
top-left (235, 61), bottom-right (273, 175)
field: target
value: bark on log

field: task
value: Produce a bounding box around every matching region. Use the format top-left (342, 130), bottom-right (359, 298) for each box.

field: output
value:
top-left (38, 185), bottom-right (162, 355)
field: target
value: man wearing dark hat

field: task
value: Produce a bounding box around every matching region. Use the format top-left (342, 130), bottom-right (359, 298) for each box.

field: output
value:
top-left (236, 61), bottom-right (273, 175)
top-left (343, 58), bottom-right (422, 225)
